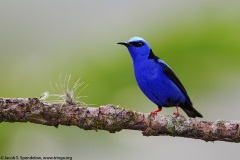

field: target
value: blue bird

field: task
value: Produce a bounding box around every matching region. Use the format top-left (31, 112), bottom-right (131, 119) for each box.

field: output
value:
top-left (117, 36), bottom-right (202, 118)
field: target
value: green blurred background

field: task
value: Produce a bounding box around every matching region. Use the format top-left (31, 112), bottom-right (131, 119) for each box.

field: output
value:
top-left (0, 0), bottom-right (240, 159)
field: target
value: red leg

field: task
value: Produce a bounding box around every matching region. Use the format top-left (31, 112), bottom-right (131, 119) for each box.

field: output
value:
top-left (174, 106), bottom-right (179, 116)
top-left (151, 107), bottom-right (162, 116)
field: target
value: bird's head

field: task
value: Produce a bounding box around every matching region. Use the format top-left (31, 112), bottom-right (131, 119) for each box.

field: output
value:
top-left (117, 36), bottom-right (151, 61)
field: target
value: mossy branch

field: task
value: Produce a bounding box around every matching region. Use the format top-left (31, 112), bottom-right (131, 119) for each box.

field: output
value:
top-left (0, 97), bottom-right (240, 143)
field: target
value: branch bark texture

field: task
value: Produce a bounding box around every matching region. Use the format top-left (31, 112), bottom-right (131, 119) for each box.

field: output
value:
top-left (0, 98), bottom-right (240, 143)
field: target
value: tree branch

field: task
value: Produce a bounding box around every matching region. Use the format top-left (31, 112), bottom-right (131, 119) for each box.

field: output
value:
top-left (0, 97), bottom-right (239, 143)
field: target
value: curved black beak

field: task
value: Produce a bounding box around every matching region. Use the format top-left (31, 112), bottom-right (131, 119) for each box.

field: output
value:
top-left (117, 42), bottom-right (130, 47)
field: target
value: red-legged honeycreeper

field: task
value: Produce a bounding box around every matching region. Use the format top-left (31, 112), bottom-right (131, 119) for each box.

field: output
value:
top-left (117, 37), bottom-right (203, 118)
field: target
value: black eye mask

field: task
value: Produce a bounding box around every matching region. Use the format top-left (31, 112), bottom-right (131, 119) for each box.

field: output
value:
top-left (129, 42), bottom-right (145, 47)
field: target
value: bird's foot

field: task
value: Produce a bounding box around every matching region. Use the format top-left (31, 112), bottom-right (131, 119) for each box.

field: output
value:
top-left (151, 108), bottom-right (162, 116)
top-left (173, 106), bottom-right (179, 117)
top-left (173, 111), bottom-right (180, 117)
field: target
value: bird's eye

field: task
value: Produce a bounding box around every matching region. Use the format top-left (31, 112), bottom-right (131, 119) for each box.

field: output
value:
top-left (137, 42), bottom-right (144, 47)
top-left (130, 42), bottom-right (145, 47)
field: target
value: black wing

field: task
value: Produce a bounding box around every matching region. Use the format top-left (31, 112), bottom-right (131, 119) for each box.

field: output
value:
top-left (160, 61), bottom-right (192, 103)
top-left (148, 49), bottom-right (191, 103)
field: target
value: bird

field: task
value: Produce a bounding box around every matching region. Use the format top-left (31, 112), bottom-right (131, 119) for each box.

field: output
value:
top-left (117, 36), bottom-right (203, 118)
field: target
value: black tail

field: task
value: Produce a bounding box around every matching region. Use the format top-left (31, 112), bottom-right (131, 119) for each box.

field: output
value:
top-left (182, 107), bottom-right (203, 118)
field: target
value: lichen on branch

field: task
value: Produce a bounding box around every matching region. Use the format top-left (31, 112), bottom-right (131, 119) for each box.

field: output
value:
top-left (0, 98), bottom-right (240, 143)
